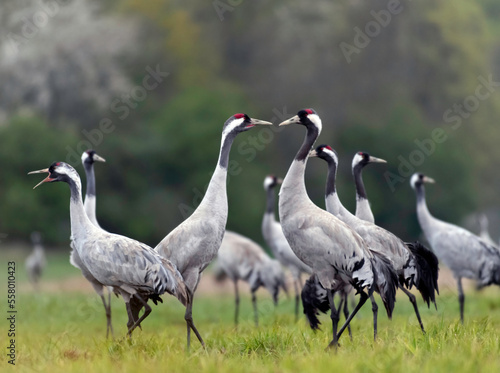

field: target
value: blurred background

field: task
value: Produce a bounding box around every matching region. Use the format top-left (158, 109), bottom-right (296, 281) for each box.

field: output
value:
top-left (1, 0), bottom-right (500, 251)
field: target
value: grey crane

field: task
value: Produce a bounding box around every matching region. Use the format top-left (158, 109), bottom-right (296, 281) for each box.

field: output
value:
top-left (67, 150), bottom-right (116, 338)
top-left (352, 151), bottom-right (387, 223)
top-left (411, 172), bottom-right (500, 323)
top-left (29, 162), bottom-right (189, 336)
top-left (155, 113), bottom-right (272, 349)
top-left (215, 230), bottom-right (288, 325)
top-left (262, 175), bottom-right (311, 320)
top-left (310, 145), bottom-right (439, 334)
top-left (278, 109), bottom-right (397, 348)
top-left (25, 231), bottom-right (46, 291)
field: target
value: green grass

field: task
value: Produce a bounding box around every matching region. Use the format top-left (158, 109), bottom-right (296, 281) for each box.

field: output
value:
top-left (3, 251), bottom-right (500, 372)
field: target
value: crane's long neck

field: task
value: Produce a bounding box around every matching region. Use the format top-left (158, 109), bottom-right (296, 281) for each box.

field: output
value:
top-left (280, 125), bottom-right (319, 211)
top-left (415, 184), bottom-right (435, 236)
top-left (68, 177), bottom-right (96, 241)
top-left (197, 131), bottom-right (236, 212)
top-left (265, 187), bottom-right (276, 216)
top-left (353, 164), bottom-right (367, 201)
top-left (262, 186), bottom-right (277, 241)
top-left (324, 158), bottom-right (353, 220)
top-left (83, 162), bottom-right (99, 227)
top-left (353, 163), bottom-right (374, 222)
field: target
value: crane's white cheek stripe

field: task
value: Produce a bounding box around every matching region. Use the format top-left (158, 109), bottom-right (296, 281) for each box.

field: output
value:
top-left (308, 114), bottom-right (322, 134)
top-left (263, 177), bottom-right (274, 189)
top-left (352, 154), bottom-right (363, 168)
top-left (323, 148), bottom-right (338, 164)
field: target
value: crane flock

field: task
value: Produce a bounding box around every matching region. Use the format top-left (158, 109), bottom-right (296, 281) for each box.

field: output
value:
top-left (27, 109), bottom-right (499, 350)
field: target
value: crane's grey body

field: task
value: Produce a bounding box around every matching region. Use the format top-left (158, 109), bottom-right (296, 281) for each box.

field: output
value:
top-left (411, 173), bottom-right (500, 322)
top-left (30, 162), bottom-right (187, 336)
top-left (156, 165), bottom-right (227, 292)
top-left (25, 231), bottom-right (46, 290)
top-left (278, 110), bottom-right (382, 348)
top-left (279, 161), bottom-right (374, 292)
top-left (154, 114), bottom-right (272, 348)
top-left (262, 175), bottom-right (311, 319)
top-left (216, 230), bottom-right (287, 325)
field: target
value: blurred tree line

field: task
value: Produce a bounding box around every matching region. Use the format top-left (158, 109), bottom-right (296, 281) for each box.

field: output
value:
top-left (1, 0), bottom-right (499, 247)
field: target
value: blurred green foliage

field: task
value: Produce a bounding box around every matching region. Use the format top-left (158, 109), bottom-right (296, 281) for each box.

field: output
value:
top-left (1, 0), bottom-right (500, 247)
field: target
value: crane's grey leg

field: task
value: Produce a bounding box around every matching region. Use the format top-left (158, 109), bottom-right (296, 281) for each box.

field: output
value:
top-left (457, 277), bottom-right (465, 324)
top-left (252, 291), bottom-right (258, 326)
top-left (99, 294), bottom-right (113, 339)
top-left (326, 289), bottom-right (340, 349)
top-left (127, 295), bottom-right (151, 336)
top-left (106, 289), bottom-right (114, 338)
top-left (331, 289), bottom-right (370, 348)
top-left (293, 279), bottom-right (300, 321)
top-left (234, 280), bottom-right (239, 326)
top-left (129, 296), bottom-right (144, 331)
top-left (370, 295), bottom-right (378, 341)
top-left (399, 286), bottom-right (425, 333)
top-left (184, 295), bottom-right (206, 350)
top-left (342, 292), bottom-right (352, 340)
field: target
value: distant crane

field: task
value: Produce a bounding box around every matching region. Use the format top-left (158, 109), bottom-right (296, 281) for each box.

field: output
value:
top-left (478, 214), bottom-right (497, 247)
top-left (155, 114), bottom-right (272, 349)
top-left (411, 173), bottom-right (500, 323)
top-left (215, 230), bottom-right (288, 325)
top-left (29, 162), bottom-right (189, 336)
top-left (278, 109), bottom-right (397, 348)
top-left (351, 151), bottom-right (387, 223)
top-left (262, 175), bottom-right (311, 319)
top-left (25, 231), bottom-right (46, 291)
top-left (310, 145), bottom-right (439, 334)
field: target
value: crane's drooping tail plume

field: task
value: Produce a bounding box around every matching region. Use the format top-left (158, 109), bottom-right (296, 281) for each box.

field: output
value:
top-left (301, 274), bottom-right (330, 330)
top-left (406, 241), bottom-right (440, 308)
top-left (370, 252), bottom-right (398, 319)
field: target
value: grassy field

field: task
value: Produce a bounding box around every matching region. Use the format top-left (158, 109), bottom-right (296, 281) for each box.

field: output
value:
top-left (2, 249), bottom-right (500, 373)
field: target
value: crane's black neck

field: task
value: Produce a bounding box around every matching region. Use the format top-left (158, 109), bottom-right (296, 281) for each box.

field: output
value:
top-left (353, 163), bottom-right (367, 199)
top-left (324, 158), bottom-right (337, 197)
top-left (296, 125), bottom-right (319, 162)
top-left (266, 186), bottom-right (276, 214)
top-left (83, 162), bottom-right (96, 197)
top-left (218, 131), bottom-right (238, 169)
top-left (415, 183), bottom-right (427, 205)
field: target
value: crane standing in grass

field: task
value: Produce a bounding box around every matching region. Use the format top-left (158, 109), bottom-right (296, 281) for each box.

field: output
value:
top-left (155, 114), bottom-right (272, 349)
top-left (262, 175), bottom-right (311, 320)
top-left (25, 231), bottom-right (46, 291)
top-left (215, 230), bottom-right (288, 325)
top-left (309, 145), bottom-right (439, 335)
top-left (411, 173), bottom-right (500, 323)
top-left (66, 150), bottom-right (117, 337)
top-left (29, 162), bottom-right (189, 336)
top-left (278, 109), bottom-right (397, 348)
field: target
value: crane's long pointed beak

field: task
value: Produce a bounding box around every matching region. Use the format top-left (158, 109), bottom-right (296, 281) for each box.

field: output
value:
top-left (308, 149), bottom-right (318, 158)
top-left (423, 176), bottom-right (435, 184)
top-left (369, 156), bottom-right (387, 164)
top-left (250, 118), bottom-right (273, 126)
top-left (276, 178), bottom-right (283, 184)
top-left (93, 154), bottom-right (106, 163)
top-left (279, 115), bottom-right (300, 126)
top-left (28, 168), bottom-right (53, 189)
